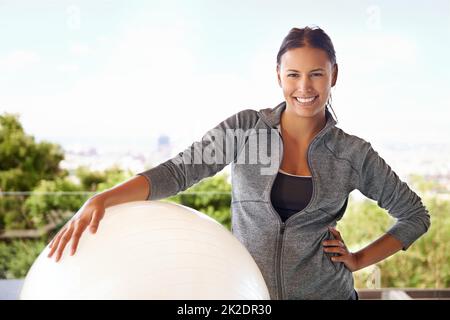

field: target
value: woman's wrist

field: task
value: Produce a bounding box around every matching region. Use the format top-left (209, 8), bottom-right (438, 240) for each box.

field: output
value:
top-left (353, 251), bottom-right (363, 272)
top-left (89, 191), bottom-right (109, 208)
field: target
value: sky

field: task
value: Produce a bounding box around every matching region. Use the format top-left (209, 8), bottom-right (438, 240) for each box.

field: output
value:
top-left (1, 0), bottom-right (450, 155)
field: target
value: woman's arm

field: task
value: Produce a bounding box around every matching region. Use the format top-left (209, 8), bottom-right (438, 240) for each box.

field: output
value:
top-left (331, 141), bottom-right (433, 272)
top-left (357, 142), bottom-right (431, 251)
top-left (93, 174), bottom-right (151, 208)
top-left (354, 233), bottom-right (403, 272)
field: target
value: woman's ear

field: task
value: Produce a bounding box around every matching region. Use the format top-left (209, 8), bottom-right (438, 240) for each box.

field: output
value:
top-left (276, 66), bottom-right (282, 87)
top-left (331, 63), bottom-right (338, 87)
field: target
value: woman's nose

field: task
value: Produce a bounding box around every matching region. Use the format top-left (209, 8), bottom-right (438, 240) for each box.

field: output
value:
top-left (298, 76), bottom-right (313, 92)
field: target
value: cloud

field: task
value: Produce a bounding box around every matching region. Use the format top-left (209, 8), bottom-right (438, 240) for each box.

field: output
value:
top-left (7, 20), bottom-right (222, 149)
top-left (57, 64), bottom-right (80, 73)
top-left (3, 13), bottom-right (443, 155)
top-left (69, 42), bottom-right (91, 57)
top-left (329, 32), bottom-right (425, 141)
top-left (0, 50), bottom-right (40, 72)
top-left (336, 32), bottom-right (418, 76)
top-left (13, 17), bottom-right (283, 152)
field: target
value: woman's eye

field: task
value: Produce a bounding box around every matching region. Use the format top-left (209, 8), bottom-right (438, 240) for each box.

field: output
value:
top-left (288, 73), bottom-right (322, 77)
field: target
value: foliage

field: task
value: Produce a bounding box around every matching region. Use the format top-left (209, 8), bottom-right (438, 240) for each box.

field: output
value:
top-left (23, 178), bottom-right (88, 228)
top-left (0, 113), bottom-right (66, 191)
top-left (0, 239), bottom-right (47, 279)
top-left (96, 167), bottom-right (134, 191)
top-left (0, 196), bottom-right (31, 230)
top-left (166, 172), bottom-right (232, 230)
top-left (75, 165), bottom-right (133, 192)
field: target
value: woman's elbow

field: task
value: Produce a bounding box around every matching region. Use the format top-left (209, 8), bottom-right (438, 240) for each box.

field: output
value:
top-left (420, 209), bottom-right (431, 234)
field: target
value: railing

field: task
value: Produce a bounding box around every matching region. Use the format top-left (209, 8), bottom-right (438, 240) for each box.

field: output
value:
top-left (0, 210), bottom-right (73, 240)
top-left (358, 288), bottom-right (450, 300)
top-left (1, 279), bottom-right (449, 300)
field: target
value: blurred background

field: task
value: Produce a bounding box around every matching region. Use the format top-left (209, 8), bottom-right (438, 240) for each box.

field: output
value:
top-left (0, 0), bottom-right (449, 299)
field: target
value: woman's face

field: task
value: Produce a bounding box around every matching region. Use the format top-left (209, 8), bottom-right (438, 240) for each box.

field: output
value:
top-left (277, 46), bottom-right (338, 119)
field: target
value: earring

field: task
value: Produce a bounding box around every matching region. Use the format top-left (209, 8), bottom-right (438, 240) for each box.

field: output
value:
top-left (326, 93), bottom-right (338, 122)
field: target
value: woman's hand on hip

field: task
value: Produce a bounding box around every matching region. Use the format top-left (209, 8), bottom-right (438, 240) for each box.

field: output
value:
top-left (323, 226), bottom-right (360, 272)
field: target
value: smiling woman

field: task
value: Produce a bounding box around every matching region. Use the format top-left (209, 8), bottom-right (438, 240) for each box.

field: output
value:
top-left (276, 27), bottom-right (338, 142)
top-left (44, 25), bottom-right (430, 300)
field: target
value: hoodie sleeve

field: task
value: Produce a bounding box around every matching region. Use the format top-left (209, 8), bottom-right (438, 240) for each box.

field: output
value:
top-left (137, 109), bottom-right (256, 201)
top-left (357, 142), bottom-right (431, 251)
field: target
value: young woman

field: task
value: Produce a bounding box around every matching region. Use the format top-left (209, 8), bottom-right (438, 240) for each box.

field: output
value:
top-left (48, 26), bottom-right (430, 300)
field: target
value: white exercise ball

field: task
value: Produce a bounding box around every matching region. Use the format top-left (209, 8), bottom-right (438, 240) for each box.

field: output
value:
top-left (20, 201), bottom-right (270, 300)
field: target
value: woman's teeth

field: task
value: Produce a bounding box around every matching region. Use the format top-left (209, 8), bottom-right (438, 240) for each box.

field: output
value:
top-left (295, 96), bottom-right (318, 104)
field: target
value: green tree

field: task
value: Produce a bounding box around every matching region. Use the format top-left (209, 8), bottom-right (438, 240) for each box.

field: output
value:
top-left (24, 178), bottom-right (88, 228)
top-left (0, 239), bottom-right (46, 279)
top-left (0, 113), bottom-right (66, 230)
top-left (75, 165), bottom-right (133, 192)
top-left (0, 113), bottom-right (66, 191)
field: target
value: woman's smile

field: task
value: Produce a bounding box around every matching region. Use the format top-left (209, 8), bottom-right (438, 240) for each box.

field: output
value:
top-left (293, 95), bottom-right (319, 107)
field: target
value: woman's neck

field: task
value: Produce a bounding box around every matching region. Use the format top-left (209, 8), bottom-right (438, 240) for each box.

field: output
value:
top-left (280, 109), bottom-right (327, 145)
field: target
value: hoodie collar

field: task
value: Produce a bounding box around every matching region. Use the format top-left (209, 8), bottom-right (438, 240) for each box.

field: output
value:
top-left (258, 101), bottom-right (337, 134)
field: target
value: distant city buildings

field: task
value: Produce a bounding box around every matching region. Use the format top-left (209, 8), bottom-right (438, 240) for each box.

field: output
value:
top-left (60, 134), bottom-right (174, 175)
top-left (60, 136), bottom-right (450, 195)
top-left (157, 134), bottom-right (171, 157)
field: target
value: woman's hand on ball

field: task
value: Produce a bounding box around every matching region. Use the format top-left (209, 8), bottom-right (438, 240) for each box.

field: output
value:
top-left (47, 196), bottom-right (106, 262)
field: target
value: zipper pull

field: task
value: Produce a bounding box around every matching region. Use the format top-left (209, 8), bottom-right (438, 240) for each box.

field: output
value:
top-left (280, 222), bottom-right (285, 233)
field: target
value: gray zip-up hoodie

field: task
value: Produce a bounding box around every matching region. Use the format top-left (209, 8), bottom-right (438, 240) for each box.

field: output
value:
top-left (138, 101), bottom-right (430, 300)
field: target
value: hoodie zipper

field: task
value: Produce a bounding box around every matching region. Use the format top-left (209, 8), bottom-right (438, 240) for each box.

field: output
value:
top-left (260, 108), bottom-right (333, 300)
top-left (268, 126), bottom-right (287, 300)
top-left (277, 221), bottom-right (286, 299)
top-left (264, 125), bottom-right (286, 300)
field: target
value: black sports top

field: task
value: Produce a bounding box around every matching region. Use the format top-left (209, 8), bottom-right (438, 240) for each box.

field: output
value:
top-left (270, 124), bottom-right (348, 222)
top-left (270, 123), bottom-right (314, 222)
top-left (270, 168), bottom-right (313, 222)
